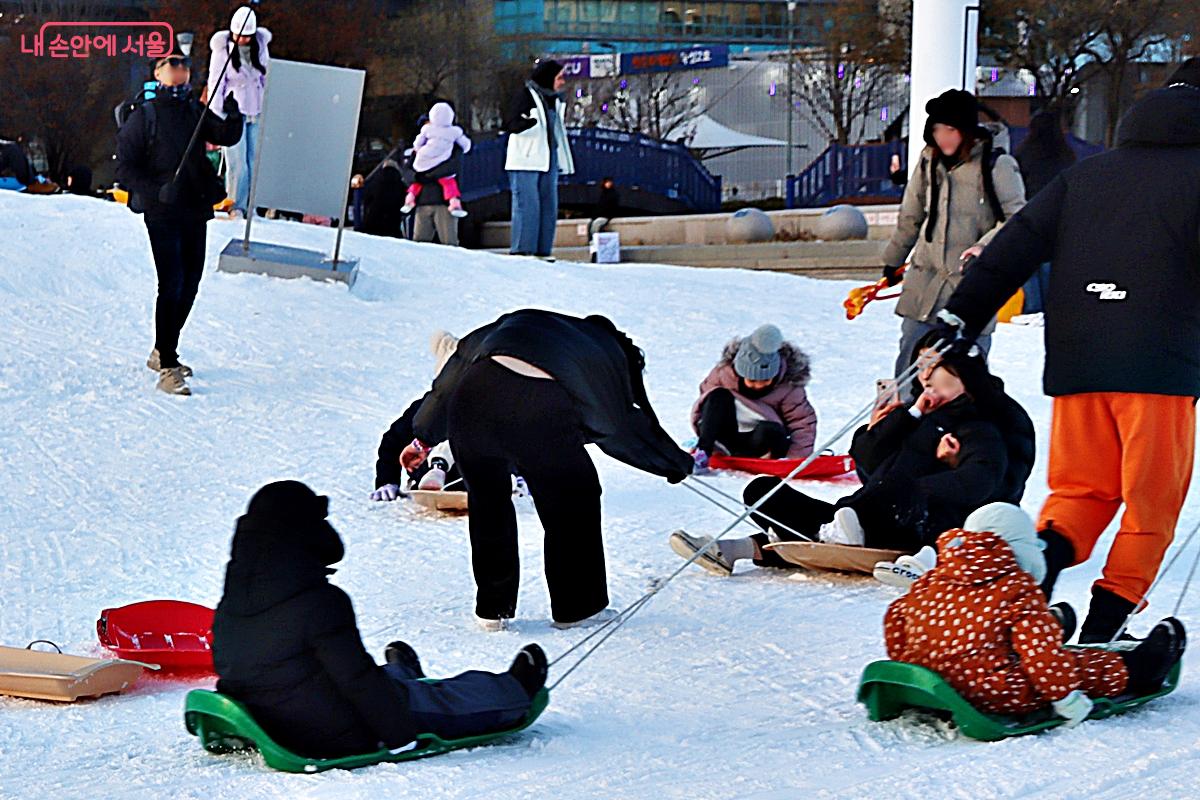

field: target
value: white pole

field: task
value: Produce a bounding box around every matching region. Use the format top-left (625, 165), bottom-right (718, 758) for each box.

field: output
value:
top-left (907, 0), bottom-right (979, 177)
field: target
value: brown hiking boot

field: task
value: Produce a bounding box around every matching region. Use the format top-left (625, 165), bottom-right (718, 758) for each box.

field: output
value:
top-left (147, 349), bottom-right (192, 377)
top-left (156, 367), bottom-right (191, 396)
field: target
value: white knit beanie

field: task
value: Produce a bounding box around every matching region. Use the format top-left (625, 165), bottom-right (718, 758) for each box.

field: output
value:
top-left (230, 6), bottom-right (258, 36)
top-left (963, 503), bottom-right (1046, 583)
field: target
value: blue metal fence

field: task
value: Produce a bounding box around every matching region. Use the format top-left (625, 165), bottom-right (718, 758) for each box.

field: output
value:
top-left (458, 127), bottom-right (722, 213)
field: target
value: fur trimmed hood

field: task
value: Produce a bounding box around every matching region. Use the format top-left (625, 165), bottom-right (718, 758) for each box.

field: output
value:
top-left (716, 337), bottom-right (811, 387)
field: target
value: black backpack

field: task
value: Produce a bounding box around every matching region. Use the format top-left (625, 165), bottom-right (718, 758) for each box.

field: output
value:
top-left (114, 91), bottom-right (158, 153)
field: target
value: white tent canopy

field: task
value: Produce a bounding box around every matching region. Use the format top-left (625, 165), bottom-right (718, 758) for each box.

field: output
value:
top-left (687, 114), bottom-right (788, 156)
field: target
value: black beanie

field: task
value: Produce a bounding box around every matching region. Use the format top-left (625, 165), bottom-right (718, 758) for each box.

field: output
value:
top-left (923, 89), bottom-right (984, 145)
top-left (531, 59), bottom-right (564, 90)
top-left (243, 480), bottom-right (344, 566)
top-left (1166, 57), bottom-right (1200, 90)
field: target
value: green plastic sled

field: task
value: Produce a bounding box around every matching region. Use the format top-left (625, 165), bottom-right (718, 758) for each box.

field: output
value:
top-left (857, 658), bottom-right (1182, 741)
top-left (184, 685), bottom-right (550, 773)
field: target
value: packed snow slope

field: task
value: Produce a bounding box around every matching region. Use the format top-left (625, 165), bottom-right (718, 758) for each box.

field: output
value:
top-left (1, 191), bottom-right (1198, 800)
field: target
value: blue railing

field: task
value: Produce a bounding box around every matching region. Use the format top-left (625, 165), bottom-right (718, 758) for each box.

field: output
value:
top-left (787, 128), bottom-right (1105, 208)
top-left (458, 127), bottom-right (722, 213)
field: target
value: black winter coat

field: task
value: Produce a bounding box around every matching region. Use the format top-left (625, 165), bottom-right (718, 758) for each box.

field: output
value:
top-left (414, 310), bottom-right (693, 482)
top-left (946, 87), bottom-right (1200, 397)
top-left (375, 395), bottom-right (425, 488)
top-left (212, 514), bottom-right (417, 759)
top-left (116, 90), bottom-right (243, 223)
top-left (848, 396), bottom-right (1011, 532)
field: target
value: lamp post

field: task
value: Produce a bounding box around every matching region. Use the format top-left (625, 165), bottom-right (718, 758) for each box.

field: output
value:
top-left (785, 1), bottom-right (797, 207)
top-left (176, 31), bottom-right (194, 57)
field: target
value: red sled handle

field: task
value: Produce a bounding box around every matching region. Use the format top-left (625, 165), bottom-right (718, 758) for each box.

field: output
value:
top-left (844, 266), bottom-right (905, 321)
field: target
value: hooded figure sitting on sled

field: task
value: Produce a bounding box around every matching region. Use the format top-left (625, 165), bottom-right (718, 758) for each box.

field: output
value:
top-left (884, 503), bottom-right (1185, 725)
top-left (672, 335), bottom-right (1034, 575)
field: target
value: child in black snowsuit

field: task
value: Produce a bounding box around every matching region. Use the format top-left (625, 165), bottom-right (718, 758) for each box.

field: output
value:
top-left (212, 481), bottom-right (547, 759)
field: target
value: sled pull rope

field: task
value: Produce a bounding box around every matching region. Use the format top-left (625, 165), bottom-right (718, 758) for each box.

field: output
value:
top-left (547, 343), bottom-right (950, 686)
top-left (1109, 518), bottom-right (1200, 642)
top-left (684, 478), bottom-right (817, 542)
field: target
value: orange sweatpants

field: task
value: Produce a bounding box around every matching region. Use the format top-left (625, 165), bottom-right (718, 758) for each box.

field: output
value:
top-left (1038, 393), bottom-right (1196, 607)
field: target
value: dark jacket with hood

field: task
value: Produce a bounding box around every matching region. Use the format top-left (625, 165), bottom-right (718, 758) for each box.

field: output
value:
top-left (946, 85), bottom-right (1200, 397)
top-left (116, 88), bottom-right (243, 222)
top-left (213, 482), bottom-right (418, 759)
top-left (414, 310), bottom-right (693, 482)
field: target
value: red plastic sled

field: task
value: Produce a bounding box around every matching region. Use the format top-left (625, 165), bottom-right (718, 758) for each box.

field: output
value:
top-left (97, 600), bottom-right (215, 673)
top-left (707, 453), bottom-right (856, 480)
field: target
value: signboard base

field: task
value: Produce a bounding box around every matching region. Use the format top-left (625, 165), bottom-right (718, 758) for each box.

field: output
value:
top-left (217, 240), bottom-right (358, 287)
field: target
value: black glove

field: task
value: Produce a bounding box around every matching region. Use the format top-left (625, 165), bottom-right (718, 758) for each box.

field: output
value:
top-left (929, 309), bottom-right (976, 356)
top-left (882, 265), bottom-right (903, 287)
top-left (158, 181), bottom-right (180, 205)
top-left (223, 91), bottom-right (241, 118)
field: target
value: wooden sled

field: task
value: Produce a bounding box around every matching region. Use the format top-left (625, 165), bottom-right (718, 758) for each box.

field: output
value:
top-left (404, 489), bottom-right (469, 514)
top-left (185, 685), bottom-right (550, 773)
top-left (707, 453), bottom-right (856, 480)
top-left (0, 644), bottom-right (156, 702)
top-left (97, 600), bottom-right (215, 673)
top-left (858, 658), bottom-right (1182, 741)
top-left (763, 541), bottom-right (905, 574)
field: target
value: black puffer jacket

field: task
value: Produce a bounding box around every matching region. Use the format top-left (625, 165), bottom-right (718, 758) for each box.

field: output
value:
top-left (116, 89), bottom-right (243, 222)
top-left (946, 86), bottom-right (1200, 397)
top-left (414, 310), bottom-right (693, 482)
top-left (212, 482), bottom-right (417, 759)
top-left (375, 395), bottom-right (426, 488)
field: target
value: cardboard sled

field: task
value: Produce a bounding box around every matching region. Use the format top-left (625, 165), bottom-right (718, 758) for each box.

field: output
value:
top-left (404, 489), bottom-right (470, 514)
top-left (764, 541), bottom-right (906, 574)
top-left (0, 645), bottom-right (156, 702)
top-left (97, 600), bottom-right (215, 672)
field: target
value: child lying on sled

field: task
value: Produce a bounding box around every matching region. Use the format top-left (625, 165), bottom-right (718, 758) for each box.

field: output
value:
top-left (883, 503), bottom-right (1186, 725)
top-left (213, 481), bottom-right (548, 759)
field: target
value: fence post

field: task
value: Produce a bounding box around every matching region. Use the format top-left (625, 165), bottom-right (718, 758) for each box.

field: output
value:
top-left (785, 174), bottom-right (795, 209)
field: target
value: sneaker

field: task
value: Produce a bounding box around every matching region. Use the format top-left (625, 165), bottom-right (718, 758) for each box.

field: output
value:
top-left (417, 468), bottom-right (447, 491)
top-left (384, 640), bottom-right (425, 678)
top-left (156, 367), bottom-right (191, 396)
top-left (475, 614), bottom-right (508, 632)
top-left (1120, 617), bottom-right (1186, 695)
top-left (818, 507), bottom-right (865, 546)
top-left (536, 255), bottom-right (557, 262)
top-left (551, 607), bottom-right (620, 630)
top-left (147, 349), bottom-right (192, 377)
top-left (448, 197), bottom-right (468, 218)
top-left (874, 545), bottom-right (936, 588)
top-left (400, 193), bottom-right (416, 214)
top-left (1049, 602), bottom-right (1078, 642)
top-left (668, 530), bottom-right (734, 576)
top-left (508, 643), bottom-right (548, 697)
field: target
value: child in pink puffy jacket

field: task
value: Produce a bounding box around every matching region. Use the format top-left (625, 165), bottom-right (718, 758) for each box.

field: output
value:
top-left (403, 102), bottom-right (473, 218)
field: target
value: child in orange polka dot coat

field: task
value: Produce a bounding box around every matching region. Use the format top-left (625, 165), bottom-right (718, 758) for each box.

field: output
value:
top-left (884, 503), bottom-right (1185, 724)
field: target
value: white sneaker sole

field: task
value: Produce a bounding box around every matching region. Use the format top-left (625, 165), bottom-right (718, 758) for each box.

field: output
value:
top-left (668, 531), bottom-right (733, 577)
top-left (475, 615), bottom-right (507, 632)
top-left (551, 608), bottom-right (620, 629)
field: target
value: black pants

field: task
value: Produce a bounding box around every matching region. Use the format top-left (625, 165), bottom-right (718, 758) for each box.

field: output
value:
top-left (696, 388), bottom-right (790, 458)
top-left (448, 358), bottom-right (606, 623)
top-left (382, 661), bottom-right (531, 740)
top-left (742, 475), bottom-right (933, 557)
top-left (145, 218), bottom-right (207, 368)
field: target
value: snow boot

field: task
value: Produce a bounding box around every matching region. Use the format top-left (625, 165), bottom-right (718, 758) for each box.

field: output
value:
top-left (400, 192), bottom-right (417, 214)
top-left (1049, 602), bottom-right (1077, 642)
top-left (874, 546), bottom-right (936, 589)
top-left (1038, 525), bottom-right (1075, 600)
top-left (147, 348), bottom-right (192, 377)
top-left (156, 367), bottom-right (191, 396)
top-left (508, 643), bottom-right (548, 697)
top-left (1119, 617), bottom-right (1186, 695)
top-left (448, 197), bottom-right (468, 218)
top-left (551, 607), bottom-right (619, 630)
top-left (1078, 586), bottom-right (1138, 644)
top-left (818, 507), bottom-right (866, 546)
top-left (668, 530), bottom-right (734, 576)
top-left (384, 640), bottom-right (425, 678)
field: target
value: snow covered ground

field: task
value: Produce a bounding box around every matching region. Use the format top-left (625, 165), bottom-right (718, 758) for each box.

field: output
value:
top-left (1, 191), bottom-right (1198, 799)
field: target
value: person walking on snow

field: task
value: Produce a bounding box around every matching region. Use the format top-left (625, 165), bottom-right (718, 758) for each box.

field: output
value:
top-left (408, 310), bottom-right (693, 630)
top-left (936, 59), bottom-right (1200, 644)
top-left (690, 324), bottom-right (818, 470)
top-left (401, 102), bottom-right (472, 218)
top-left (116, 48), bottom-right (243, 395)
top-left (884, 504), bottom-right (1185, 726)
top-left (880, 89), bottom-right (1026, 384)
top-left (207, 6), bottom-right (270, 218)
top-left (502, 59), bottom-right (575, 259)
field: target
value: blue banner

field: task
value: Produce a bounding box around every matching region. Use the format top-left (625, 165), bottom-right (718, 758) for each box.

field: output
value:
top-left (621, 45), bottom-right (729, 75)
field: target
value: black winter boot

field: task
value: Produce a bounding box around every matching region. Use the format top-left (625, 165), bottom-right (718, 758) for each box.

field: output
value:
top-left (1119, 618), bottom-right (1186, 695)
top-left (1078, 586), bottom-right (1138, 644)
top-left (384, 640), bottom-right (425, 678)
top-left (1038, 526), bottom-right (1075, 600)
top-left (508, 643), bottom-right (548, 698)
top-left (1049, 602), bottom-right (1077, 642)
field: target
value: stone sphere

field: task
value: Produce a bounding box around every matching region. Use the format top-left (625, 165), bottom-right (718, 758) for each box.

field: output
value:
top-left (725, 207), bottom-right (775, 243)
top-left (814, 204), bottom-right (869, 241)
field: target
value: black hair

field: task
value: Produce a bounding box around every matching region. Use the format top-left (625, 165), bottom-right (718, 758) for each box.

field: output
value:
top-left (229, 32), bottom-right (266, 75)
top-left (1015, 110), bottom-right (1076, 167)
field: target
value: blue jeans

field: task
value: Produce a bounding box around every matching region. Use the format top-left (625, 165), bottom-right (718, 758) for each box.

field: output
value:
top-left (508, 150), bottom-right (559, 256)
top-left (1022, 262), bottom-right (1052, 314)
top-left (383, 662), bottom-right (532, 741)
top-left (894, 317), bottom-right (993, 400)
top-left (223, 116), bottom-right (260, 214)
